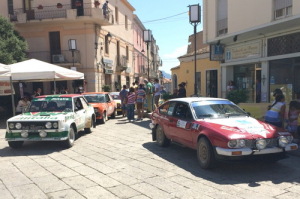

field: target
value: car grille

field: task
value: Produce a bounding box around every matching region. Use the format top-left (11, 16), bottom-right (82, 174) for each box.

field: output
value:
top-left (245, 138), bottom-right (278, 149)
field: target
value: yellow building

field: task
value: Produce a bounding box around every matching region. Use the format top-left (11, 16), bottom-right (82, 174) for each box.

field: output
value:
top-left (171, 32), bottom-right (221, 97)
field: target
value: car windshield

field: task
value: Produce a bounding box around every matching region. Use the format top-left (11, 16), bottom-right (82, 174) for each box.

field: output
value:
top-left (110, 92), bottom-right (120, 100)
top-left (191, 100), bottom-right (248, 119)
top-left (84, 94), bottom-right (106, 103)
top-left (27, 97), bottom-right (73, 112)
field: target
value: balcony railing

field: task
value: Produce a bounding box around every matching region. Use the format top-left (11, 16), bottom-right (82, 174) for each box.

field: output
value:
top-left (27, 50), bottom-right (81, 64)
top-left (10, 3), bottom-right (113, 24)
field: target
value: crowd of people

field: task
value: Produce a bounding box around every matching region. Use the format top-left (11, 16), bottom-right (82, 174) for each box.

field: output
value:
top-left (264, 88), bottom-right (300, 143)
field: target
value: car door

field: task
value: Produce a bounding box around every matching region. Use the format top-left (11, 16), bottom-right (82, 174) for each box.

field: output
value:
top-left (79, 96), bottom-right (91, 128)
top-left (156, 102), bottom-right (173, 138)
top-left (74, 97), bottom-right (86, 130)
top-left (105, 94), bottom-right (114, 116)
top-left (168, 102), bottom-right (194, 147)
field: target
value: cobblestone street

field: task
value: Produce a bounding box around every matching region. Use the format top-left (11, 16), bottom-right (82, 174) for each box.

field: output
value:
top-left (0, 116), bottom-right (300, 199)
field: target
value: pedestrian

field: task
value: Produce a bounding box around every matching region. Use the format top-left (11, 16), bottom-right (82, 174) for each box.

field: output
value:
top-left (268, 88), bottom-right (284, 110)
top-left (265, 94), bottom-right (286, 128)
top-left (286, 101), bottom-right (300, 141)
top-left (153, 78), bottom-right (161, 108)
top-left (136, 84), bottom-right (146, 121)
top-left (227, 80), bottom-right (235, 92)
top-left (127, 87), bottom-right (136, 122)
top-left (177, 83), bottom-right (186, 98)
top-left (61, 87), bottom-right (68, 94)
top-left (144, 79), bottom-right (153, 112)
top-left (34, 88), bottom-right (42, 97)
top-left (119, 85), bottom-right (128, 117)
top-left (16, 96), bottom-right (30, 114)
top-left (102, 1), bottom-right (108, 18)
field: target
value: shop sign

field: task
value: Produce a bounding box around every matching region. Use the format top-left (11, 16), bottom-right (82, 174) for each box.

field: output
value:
top-left (210, 44), bottom-right (224, 61)
top-left (105, 69), bottom-right (113, 74)
top-left (102, 58), bottom-right (113, 67)
top-left (225, 41), bottom-right (261, 61)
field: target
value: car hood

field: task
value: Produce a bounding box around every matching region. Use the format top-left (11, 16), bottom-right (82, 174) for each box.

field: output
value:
top-left (89, 103), bottom-right (107, 109)
top-left (199, 117), bottom-right (281, 139)
top-left (7, 112), bottom-right (70, 122)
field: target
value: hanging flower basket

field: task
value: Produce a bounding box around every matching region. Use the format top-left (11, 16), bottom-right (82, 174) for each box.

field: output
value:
top-left (37, 5), bottom-right (43, 10)
top-left (57, 3), bottom-right (63, 8)
top-left (94, 1), bottom-right (100, 7)
top-left (75, 1), bottom-right (82, 7)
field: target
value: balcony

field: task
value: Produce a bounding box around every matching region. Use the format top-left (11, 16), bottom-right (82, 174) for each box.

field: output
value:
top-left (27, 50), bottom-right (81, 67)
top-left (10, 3), bottom-right (113, 26)
top-left (116, 55), bottom-right (128, 72)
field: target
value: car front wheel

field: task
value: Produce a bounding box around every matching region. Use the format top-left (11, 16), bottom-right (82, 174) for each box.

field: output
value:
top-left (63, 126), bottom-right (75, 148)
top-left (8, 141), bottom-right (24, 148)
top-left (197, 137), bottom-right (216, 169)
top-left (156, 125), bottom-right (170, 147)
top-left (99, 112), bottom-right (107, 124)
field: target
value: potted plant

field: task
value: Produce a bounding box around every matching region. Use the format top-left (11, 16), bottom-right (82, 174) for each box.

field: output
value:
top-left (56, 3), bottom-right (63, 8)
top-left (94, 1), bottom-right (100, 8)
top-left (102, 85), bottom-right (111, 92)
top-left (37, 5), bottom-right (43, 10)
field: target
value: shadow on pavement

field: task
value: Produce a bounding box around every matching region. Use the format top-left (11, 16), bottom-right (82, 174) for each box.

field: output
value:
top-left (142, 141), bottom-right (300, 186)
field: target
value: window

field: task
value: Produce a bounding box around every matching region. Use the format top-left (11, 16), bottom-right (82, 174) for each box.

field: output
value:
top-left (125, 15), bottom-right (128, 30)
top-left (274, 0), bottom-right (292, 20)
top-left (216, 0), bottom-right (228, 36)
top-left (105, 35), bottom-right (109, 54)
top-left (173, 103), bottom-right (192, 120)
top-left (115, 7), bottom-right (119, 23)
top-left (159, 102), bottom-right (170, 116)
top-left (126, 46), bottom-right (129, 61)
top-left (7, 0), bottom-right (14, 15)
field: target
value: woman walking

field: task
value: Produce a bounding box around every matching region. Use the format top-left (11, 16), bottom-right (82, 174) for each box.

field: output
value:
top-left (127, 87), bottom-right (136, 122)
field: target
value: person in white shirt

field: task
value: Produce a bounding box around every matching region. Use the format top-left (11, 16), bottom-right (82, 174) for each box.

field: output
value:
top-left (16, 96), bottom-right (30, 114)
top-left (154, 78), bottom-right (161, 108)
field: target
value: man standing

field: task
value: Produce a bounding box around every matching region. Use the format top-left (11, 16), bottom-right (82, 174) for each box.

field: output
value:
top-left (102, 1), bottom-right (108, 18)
top-left (119, 85), bottom-right (128, 117)
top-left (144, 79), bottom-right (153, 112)
top-left (154, 78), bottom-right (161, 108)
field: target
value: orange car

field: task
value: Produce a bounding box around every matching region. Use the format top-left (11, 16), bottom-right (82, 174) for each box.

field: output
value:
top-left (82, 92), bottom-right (116, 124)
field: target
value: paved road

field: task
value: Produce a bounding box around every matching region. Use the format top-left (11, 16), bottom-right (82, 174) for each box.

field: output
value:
top-left (0, 116), bottom-right (300, 199)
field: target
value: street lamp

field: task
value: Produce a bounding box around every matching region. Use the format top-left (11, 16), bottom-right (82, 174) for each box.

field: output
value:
top-left (189, 4), bottom-right (201, 96)
top-left (143, 29), bottom-right (152, 80)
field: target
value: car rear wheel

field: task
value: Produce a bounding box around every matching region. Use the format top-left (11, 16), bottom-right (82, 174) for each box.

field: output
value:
top-left (8, 141), bottom-right (24, 148)
top-left (156, 125), bottom-right (170, 147)
top-left (63, 126), bottom-right (75, 148)
top-left (99, 112), bottom-right (107, 124)
top-left (197, 137), bottom-right (216, 169)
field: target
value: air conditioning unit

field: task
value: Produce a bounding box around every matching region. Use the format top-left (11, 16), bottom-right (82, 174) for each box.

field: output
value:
top-left (52, 54), bottom-right (65, 63)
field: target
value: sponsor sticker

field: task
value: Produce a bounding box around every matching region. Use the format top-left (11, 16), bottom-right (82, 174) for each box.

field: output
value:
top-left (177, 120), bottom-right (187, 129)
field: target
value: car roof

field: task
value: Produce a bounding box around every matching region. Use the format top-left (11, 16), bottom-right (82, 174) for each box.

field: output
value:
top-left (37, 94), bottom-right (81, 98)
top-left (82, 92), bottom-right (109, 95)
top-left (168, 97), bottom-right (229, 103)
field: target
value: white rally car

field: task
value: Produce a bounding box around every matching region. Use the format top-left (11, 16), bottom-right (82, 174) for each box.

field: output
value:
top-left (6, 94), bottom-right (96, 148)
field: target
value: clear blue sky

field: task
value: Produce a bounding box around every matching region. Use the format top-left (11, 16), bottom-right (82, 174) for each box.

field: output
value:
top-left (128, 0), bottom-right (203, 76)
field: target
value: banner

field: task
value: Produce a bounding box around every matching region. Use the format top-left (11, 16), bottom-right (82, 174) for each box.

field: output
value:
top-left (0, 81), bottom-right (14, 95)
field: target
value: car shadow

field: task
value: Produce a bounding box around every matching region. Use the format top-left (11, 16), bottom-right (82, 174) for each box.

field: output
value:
top-left (0, 130), bottom-right (87, 157)
top-left (142, 141), bottom-right (300, 186)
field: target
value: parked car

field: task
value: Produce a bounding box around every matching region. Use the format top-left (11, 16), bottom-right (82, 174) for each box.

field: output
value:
top-left (82, 92), bottom-right (116, 124)
top-left (6, 94), bottom-right (96, 148)
top-left (149, 97), bottom-right (298, 169)
top-left (109, 92), bottom-right (122, 115)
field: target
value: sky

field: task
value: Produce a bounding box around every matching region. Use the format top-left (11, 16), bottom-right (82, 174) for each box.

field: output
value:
top-left (128, 0), bottom-right (203, 76)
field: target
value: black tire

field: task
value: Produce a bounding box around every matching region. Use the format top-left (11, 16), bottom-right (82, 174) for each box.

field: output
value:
top-left (62, 126), bottom-right (75, 148)
top-left (8, 141), bottom-right (24, 148)
top-left (110, 108), bottom-right (116, 119)
top-left (156, 125), bottom-right (170, 147)
top-left (99, 112), bottom-right (107, 124)
top-left (84, 118), bottom-right (93, 134)
top-left (197, 137), bottom-right (216, 169)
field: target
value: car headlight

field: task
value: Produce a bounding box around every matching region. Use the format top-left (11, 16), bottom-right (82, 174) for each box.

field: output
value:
top-left (256, 139), bottom-right (267, 150)
top-left (15, 123), bottom-right (22, 130)
top-left (9, 123), bottom-right (15, 129)
top-left (52, 122), bottom-right (58, 129)
top-left (45, 122), bottom-right (52, 129)
top-left (278, 136), bottom-right (289, 148)
top-left (228, 139), bottom-right (246, 148)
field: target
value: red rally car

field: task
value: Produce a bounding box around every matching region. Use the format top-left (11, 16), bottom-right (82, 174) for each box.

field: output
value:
top-left (149, 97), bottom-right (298, 169)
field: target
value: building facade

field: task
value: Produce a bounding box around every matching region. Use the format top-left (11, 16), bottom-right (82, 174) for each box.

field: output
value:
top-left (203, 0), bottom-right (300, 103)
top-left (1, 0), bottom-right (161, 94)
top-left (172, 32), bottom-right (221, 97)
